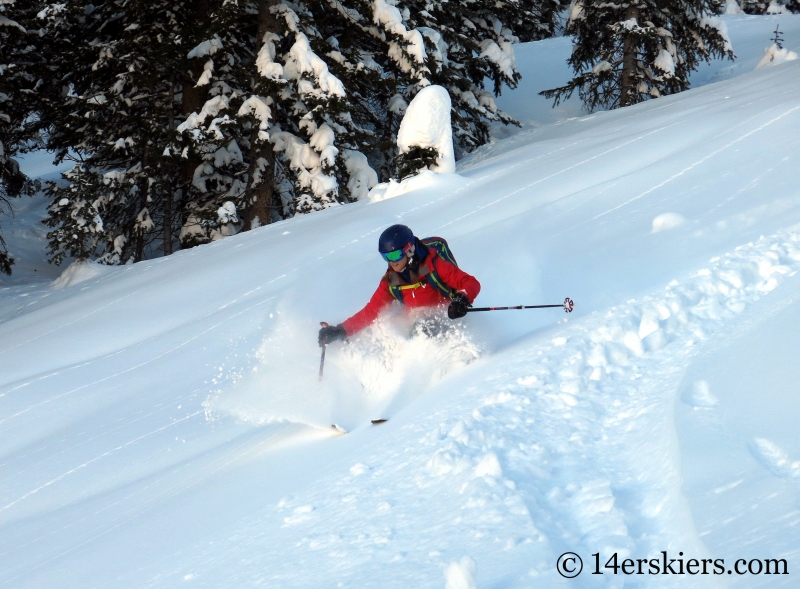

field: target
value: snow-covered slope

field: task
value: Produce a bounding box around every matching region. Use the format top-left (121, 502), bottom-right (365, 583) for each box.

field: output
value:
top-left (2, 16), bottom-right (800, 589)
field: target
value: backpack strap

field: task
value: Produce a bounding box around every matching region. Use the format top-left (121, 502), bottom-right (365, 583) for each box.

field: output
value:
top-left (386, 271), bottom-right (411, 303)
top-left (422, 255), bottom-right (454, 299)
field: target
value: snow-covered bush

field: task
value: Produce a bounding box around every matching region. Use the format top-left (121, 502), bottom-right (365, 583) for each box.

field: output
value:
top-left (394, 85), bottom-right (455, 179)
top-left (756, 25), bottom-right (799, 69)
top-left (756, 43), bottom-right (799, 68)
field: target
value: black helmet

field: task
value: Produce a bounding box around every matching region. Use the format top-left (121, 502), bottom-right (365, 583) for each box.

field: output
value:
top-left (378, 224), bottom-right (414, 253)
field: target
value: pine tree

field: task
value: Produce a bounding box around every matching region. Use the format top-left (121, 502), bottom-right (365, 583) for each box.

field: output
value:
top-left (741, 0), bottom-right (800, 12)
top-left (33, 0), bottom-right (559, 267)
top-left (516, 0), bottom-right (566, 42)
top-left (351, 0), bottom-right (527, 160)
top-left (170, 1), bottom-right (256, 246)
top-left (239, 0), bottom-right (563, 194)
top-left (39, 0), bottom-right (256, 262)
top-left (740, 0), bottom-right (768, 11)
top-left (0, 0), bottom-right (42, 274)
top-left (237, 0), bottom-right (369, 218)
top-left (41, 0), bottom-right (172, 263)
top-left (541, 0), bottom-right (734, 112)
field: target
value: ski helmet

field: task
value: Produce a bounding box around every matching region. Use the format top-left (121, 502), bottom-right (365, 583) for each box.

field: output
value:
top-left (378, 224), bottom-right (414, 253)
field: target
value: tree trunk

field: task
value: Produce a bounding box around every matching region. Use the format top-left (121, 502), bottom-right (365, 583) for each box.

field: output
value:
top-left (620, 5), bottom-right (640, 108)
top-left (164, 80), bottom-right (175, 255)
top-left (134, 216), bottom-right (145, 262)
top-left (242, 0), bottom-right (280, 230)
top-left (136, 146), bottom-right (149, 262)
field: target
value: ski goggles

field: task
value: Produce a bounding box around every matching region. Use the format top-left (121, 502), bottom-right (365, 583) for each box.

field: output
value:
top-left (381, 242), bottom-right (413, 263)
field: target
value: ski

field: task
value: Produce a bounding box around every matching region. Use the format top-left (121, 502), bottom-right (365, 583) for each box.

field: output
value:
top-left (330, 420), bottom-right (386, 434)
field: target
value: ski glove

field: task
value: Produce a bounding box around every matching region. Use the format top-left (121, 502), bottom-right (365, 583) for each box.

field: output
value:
top-left (448, 292), bottom-right (471, 320)
top-left (319, 323), bottom-right (347, 346)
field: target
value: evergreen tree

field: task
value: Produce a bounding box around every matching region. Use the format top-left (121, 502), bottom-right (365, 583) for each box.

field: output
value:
top-left (170, 2), bottom-right (256, 246)
top-left (39, 0), bottom-right (254, 262)
top-left (741, 0), bottom-right (800, 12)
top-left (0, 0), bottom-right (42, 274)
top-left (273, 0), bottom-right (565, 176)
top-left (541, 0), bottom-right (734, 112)
top-left (516, 0), bottom-right (566, 42)
top-left (34, 0), bottom-right (558, 266)
top-left (347, 0), bottom-right (529, 161)
top-left (740, 0), bottom-right (768, 11)
top-left (232, 0), bottom-right (370, 220)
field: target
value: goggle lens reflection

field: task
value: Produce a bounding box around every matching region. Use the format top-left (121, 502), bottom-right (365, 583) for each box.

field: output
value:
top-left (382, 249), bottom-right (405, 262)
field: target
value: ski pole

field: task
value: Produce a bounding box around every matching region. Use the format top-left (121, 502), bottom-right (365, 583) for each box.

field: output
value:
top-left (467, 297), bottom-right (574, 313)
top-left (319, 321), bottom-right (329, 381)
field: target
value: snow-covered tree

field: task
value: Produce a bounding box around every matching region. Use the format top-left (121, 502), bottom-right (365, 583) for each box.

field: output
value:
top-left (1, 0), bottom-right (43, 274)
top-left (542, 0), bottom-right (735, 112)
top-left (168, 3), bottom-right (256, 246)
top-left (236, 1), bottom-right (368, 219)
top-left (261, 0), bottom-right (564, 179)
top-left (38, 0), bottom-right (255, 262)
top-left (33, 0), bottom-right (557, 266)
top-left (358, 0), bottom-right (526, 160)
top-left (755, 25), bottom-right (799, 68)
top-left (741, 0), bottom-right (800, 13)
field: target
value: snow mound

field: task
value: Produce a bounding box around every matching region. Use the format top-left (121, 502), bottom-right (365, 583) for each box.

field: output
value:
top-left (756, 43), bottom-right (799, 69)
top-left (52, 260), bottom-right (114, 289)
top-left (723, 0), bottom-right (743, 14)
top-left (397, 85), bottom-right (455, 174)
top-left (367, 169), bottom-right (467, 202)
top-left (444, 556), bottom-right (477, 589)
top-left (749, 438), bottom-right (800, 478)
top-left (681, 379), bottom-right (719, 407)
top-left (651, 212), bottom-right (687, 233)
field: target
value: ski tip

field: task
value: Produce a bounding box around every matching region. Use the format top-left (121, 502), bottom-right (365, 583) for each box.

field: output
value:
top-left (331, 424), bottom-right (348, 434)
top-left (370, 418), bottom-right (388, 425)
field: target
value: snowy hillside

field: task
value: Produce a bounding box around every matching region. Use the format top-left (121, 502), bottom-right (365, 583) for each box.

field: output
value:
top-left (2, 14), bottom-right (800, 589)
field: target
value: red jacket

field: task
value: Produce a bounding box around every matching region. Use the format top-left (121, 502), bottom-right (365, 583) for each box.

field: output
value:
top-left (342, 247), bottom-right (480, 336)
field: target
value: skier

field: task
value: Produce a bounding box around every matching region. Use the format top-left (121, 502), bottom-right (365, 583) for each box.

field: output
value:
top-left (318, 224), bottom-right (480, 346)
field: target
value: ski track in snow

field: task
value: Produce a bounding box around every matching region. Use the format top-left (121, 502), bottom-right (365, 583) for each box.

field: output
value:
top-left (0, 410), bottom-right (205, 514)
top-left (441, 120), bottom-right (684, 232)
top-left (0, 291), bottom-right (278, 423)
top-left (0, 423), bottom-right (308, 587)
top-left (386, 86), bottom-right (800, 252)
top-left (592, 102), bottom-right (800, 221)
top-left (185, 225), bottom-right (800, 587)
